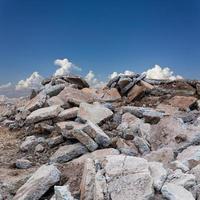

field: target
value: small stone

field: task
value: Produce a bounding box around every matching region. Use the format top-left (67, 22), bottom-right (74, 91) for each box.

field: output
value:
top-left (15, 159), bottom-right (32, 169)
top-left (35, 144), bottom-right (45, 152)
top-left (47, 136), bottom-right (64, 148)
top-left (20, 136), bottom-right (38, 152)
top-left (58, 107), bottom-right (79, 121)
top-left (134, 136), bottom-right (150, 154)
top-left (54, 185), bottom-right (76, 200)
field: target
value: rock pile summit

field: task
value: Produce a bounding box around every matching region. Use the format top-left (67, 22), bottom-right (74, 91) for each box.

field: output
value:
top-left (1, 73), bottom-right (200, 199)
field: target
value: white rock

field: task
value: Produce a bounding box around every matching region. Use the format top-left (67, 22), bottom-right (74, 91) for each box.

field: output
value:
top-left (13, 164), bottom-right (61, 200)
top-left (149, 162), bottom-right (167, 191)
top-left (26, 105), bottom-right (63, 123)
top-left (54, 185), bottom-right (75, 200)
top-left (161, 183), bottom-right (195, 200)
top-left (78, 102), bottom-right (113, 124)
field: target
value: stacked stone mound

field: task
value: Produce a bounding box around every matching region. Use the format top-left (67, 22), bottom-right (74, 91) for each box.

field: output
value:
top-left (2, 74), bottom-right (200, 199)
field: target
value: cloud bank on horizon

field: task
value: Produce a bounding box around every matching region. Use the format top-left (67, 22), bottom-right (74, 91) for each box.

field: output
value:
top-left (0, 58), bottom-right (183, 98)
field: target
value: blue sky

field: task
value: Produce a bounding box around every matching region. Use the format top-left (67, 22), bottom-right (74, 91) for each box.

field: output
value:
top-left (0, 0), bottom-right (200, 85)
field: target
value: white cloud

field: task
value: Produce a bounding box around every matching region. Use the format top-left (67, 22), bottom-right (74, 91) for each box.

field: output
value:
top-left (85, 70), bottom-right (105, 88)
top-left (0, 82), bottom-right (12, 89)
top-left (145, 64), bottom-right (183, 80)
top-left (54, 58), bottom-right (81, 76)
top-left (16, 72), bottom-right (43, 90)
top-left (109, 70), bottom-right (135, 79)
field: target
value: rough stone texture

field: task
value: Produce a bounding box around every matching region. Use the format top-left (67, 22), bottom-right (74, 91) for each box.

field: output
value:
top-left (78, 102), bottom-right (113, 124)
top-left (24, 92), bottom-right (46, 112)
top-left (161, 183), bottom-right (195, 200)
top-left (13, 164), bottom-right (60, 200)
top-left (80, 158), bottom-right (96, 200)
top-left (82, 120), bottom-right (111, 147)
top-left (26, 105), bottom-right (63, 123)
top-left (20, 136), bottom-right (38, 152)
top-left (170, 161), bottom-right (189, 172)
top-left (47, 136), bottom-right (64, 148)
top-left (47, 96), bottom-right (66, 107)
top-left (167, 169), bottom-right (196, 189)
top-left (167, 96), bottom-right (197, 111)
top-left (127, 84), bottom-right (146, 102)
top-left (149, 161), bottom-right (167, 191)
top-left (15, 159), bottom-right (32, 169)
top-left (43, 84), bottom-right (65, 97)
top-left (58, 107), bottom-right (79, 121)
top-left (134, 136), bottom-right (150, 154)
top-left (54, 185), bottom-right (76, 200)
top-left (102, 155), bottom-right (154, 200)
top-left (50, 143), bottom-right (88, 163)
top-left (57, 87), bottom-right (93, 106)
top-left (191, 164), bottom-right (200, 184)
top-left (144, 147), bottom-right (174, 166)
top-left (73, 129), bottom-right (98, 152)
top-left (177, 145), bottom-right (200, 168)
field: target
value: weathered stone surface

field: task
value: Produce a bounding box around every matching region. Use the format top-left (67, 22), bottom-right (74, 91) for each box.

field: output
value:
top-left (73, 129), bottom-right (98, 152)
top-left (80, 158), bottom-right (96, 200)
top-left (161, 183), bottom-right (195, 200)
top-left (58, 107), bottom-right (79, 121)
top-left (167, 169), bottom-right (196, 189)
top-left (127, 84), bottom-right (146, 102)
top-left (82, 120), bottom-right (111, 147)
top-left (20, 136), bottom-right (38, 152)
top-left (116, 138), bottom-right (138, 156)
top-left (57, 87), bottom-right (93, 106)
top-left (191, 164), bottom-right (200, 184)
top-left (134, 136), bottom-right (150, 154)
top-left (144, 147), bottom-right (174, 166)
top-left (26, 105), bottom-right (63, 123)
top-left (78, 102), bottom-right (113, 124)
top-left (168, 96), bottom-right (197, 111)
top-left (47, 96), bottom-right (66, 107)
top-left (44, 84), bottom-right (65, 97)
top-left (149, 161), bottom-right (167, 191)
top-left (24, 92), bottom-right (46, 112)
top-left (15, 159), bottom-right (32, 169)
top-left (35, 144), bottom-right (45, 152)
top-left (102, 155), bottom-right (154, 200)
top-left (47, 136), bottom-right (65, 148)
top-left (170, 161), bottom-right (189, 172)
top-left (13, 164), bottom-right (60, 200)
top-left (177, 145), bottom-right (200, 168)
top-left (50, 143), bottom-right (88, 163)
top-left (54, 185), bottom-right (76, 200)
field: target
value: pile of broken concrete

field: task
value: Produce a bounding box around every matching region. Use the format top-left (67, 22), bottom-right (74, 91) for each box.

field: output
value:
top-left (1, 74), bottom-right (200, 199)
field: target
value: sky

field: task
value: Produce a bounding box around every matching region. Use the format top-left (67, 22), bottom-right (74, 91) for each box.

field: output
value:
top-left (0, 0), bottom-right (200, 92)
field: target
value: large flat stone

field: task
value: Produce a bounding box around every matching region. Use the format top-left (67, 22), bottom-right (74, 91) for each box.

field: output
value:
top-left (26, 105), bottom-right (63, 123)
top-left (13, 164), bottom-right (60, 200)
top-left (78, 102), bottom-right (113, 124)
top-left (50, 143), bottom-right (88, 163)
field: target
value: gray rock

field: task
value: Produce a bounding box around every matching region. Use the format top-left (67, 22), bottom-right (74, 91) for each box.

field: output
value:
top-left (73, 128), bottom-right (98, 152)
top-left (134, 136), bottom-right (150, 154)
top-left (82, 120), bottom-right (111, 147)
top-left (15, 159), bottom-right (32, 169)
top-left (24, 92), bottom-right (47, 112)
top-left (58, 107), bottom-right (79, 121)
top-left (13, 164), bottom-right (61, 200)
top-left (47, 136), bottom-right (65, 148)
top-left (44, 84), bottom-right (65, 97)
top-left (20, 136), bottom-right (38, 152)
top-left (35, 144), bottom-right (45, 152)
top-left (149, 162), bottom-right (167, 191)
top-left (50, 143), bottom-right (88, 163)
top-left (26, 105), bottom-right (63, 123)
top-left (161, 183), bottom-right (195, 200)
top-left (78, 102), bottom-right (113, 124)
top-left (54, 185), bottom-right (76, 200)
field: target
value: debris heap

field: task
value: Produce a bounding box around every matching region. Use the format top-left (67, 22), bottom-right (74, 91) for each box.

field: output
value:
top-left (1, 73), bottom-right (200, 200)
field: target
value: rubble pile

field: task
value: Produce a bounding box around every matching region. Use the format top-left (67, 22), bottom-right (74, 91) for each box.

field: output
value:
top-left (1, 74), bottom-right (200, 199)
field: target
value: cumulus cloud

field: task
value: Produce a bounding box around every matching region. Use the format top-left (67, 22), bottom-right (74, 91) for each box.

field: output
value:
top-left (54, 58), bottom-right (81, 76)
top-left (145, 65), bottom-right (183, 80)
top-left (109, 70), bottom-right (135, 79)
top-left (0, 82), bottom-right (12, 89)
top-left (85, 70), bottom-right (105, 88)
top-left (16, 72), bottom-right (44, 90)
